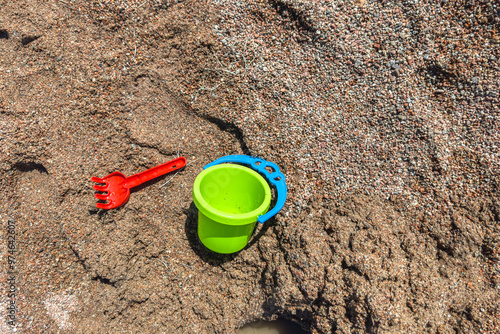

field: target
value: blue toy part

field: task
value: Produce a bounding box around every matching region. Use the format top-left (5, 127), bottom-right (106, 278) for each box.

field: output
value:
top-left (204, 155), bottom-right (287, 224)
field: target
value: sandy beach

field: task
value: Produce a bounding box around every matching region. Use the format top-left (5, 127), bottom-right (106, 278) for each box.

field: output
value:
top-left (0, 0), bottom-right (499, 333)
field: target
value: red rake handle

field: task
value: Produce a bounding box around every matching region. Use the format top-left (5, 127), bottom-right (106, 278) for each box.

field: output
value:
top-left (123, 157), bottom-right (186, 189)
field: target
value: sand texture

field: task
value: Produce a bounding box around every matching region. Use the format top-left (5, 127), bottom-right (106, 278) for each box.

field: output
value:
top-left (0, 0), bottom-right (499, 333)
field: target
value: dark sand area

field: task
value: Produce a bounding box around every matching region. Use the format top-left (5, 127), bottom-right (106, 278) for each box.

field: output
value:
top-left (0, 0), bottom-right (499, 333)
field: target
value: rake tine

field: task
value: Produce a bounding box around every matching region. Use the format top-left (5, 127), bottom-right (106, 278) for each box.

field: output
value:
top-left (91, 176), bottom-right (105, 184)
top-left (95, 193), bottom-right (109, 201)
top-left (96, 202), bottom-right (113, 210)
top-left (93, 184), bottom-right (108, 192)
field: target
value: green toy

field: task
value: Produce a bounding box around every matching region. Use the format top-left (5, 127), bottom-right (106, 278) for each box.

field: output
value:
top-left (193, 155), bottom-right (287, 254)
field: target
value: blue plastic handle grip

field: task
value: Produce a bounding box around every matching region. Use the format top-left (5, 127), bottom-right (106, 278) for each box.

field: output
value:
top-left (204, 155), bottom-right (287, 224)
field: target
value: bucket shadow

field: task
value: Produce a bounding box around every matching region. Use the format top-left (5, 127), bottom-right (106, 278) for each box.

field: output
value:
top-left (184, 202), bottom-right (276, 265)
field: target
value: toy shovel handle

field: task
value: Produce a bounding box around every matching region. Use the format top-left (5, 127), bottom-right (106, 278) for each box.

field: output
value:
top-left (125, 157), bottom-right (186, 189)
top-left (204, 155), bottom-right (287, 224)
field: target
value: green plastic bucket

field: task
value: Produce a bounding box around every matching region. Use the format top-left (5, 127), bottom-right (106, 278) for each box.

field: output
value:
top-left (192, 164), bottom-right (272, 254)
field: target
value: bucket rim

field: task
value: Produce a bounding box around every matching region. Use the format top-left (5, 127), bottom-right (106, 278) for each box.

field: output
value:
top-left (192, 164), bottom-right (272, 226)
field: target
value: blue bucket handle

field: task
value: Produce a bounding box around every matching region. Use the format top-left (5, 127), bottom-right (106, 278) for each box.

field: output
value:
top-left (204, 155), bottom-right (287, 224)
